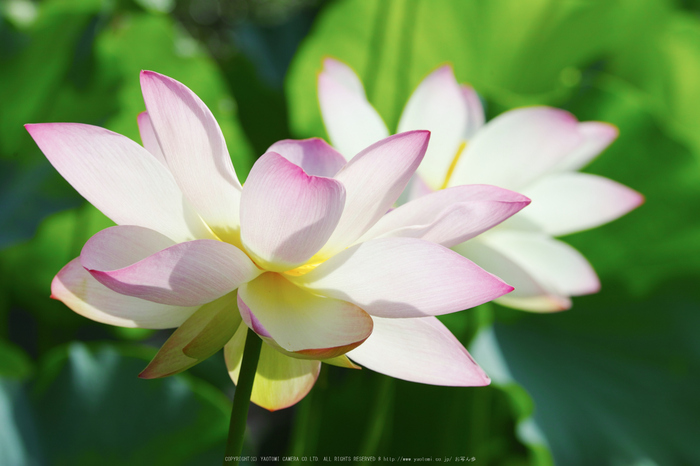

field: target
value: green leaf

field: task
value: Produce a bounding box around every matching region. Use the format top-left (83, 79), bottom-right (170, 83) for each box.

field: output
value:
top-left (0, 339), bottom-right (33, 381)
top-left (31, 342), bottom-right (229, 465)
top-left (286, 0), bottom-right (631, 141)
top-left (0, 378), bottom-right (42, 466)
top-left (0, 0), bottom-right (106, 157)
top-left (610, 9), bottom-right (700, 154)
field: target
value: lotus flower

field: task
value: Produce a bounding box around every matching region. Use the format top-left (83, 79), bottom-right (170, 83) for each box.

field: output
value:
top-left (26, 71), bottom-right (530, 410)
top-left (318, 58), bottom-right (643, 312)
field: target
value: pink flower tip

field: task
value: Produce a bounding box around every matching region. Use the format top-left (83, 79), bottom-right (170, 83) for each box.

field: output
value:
top-left (322, 56), bottom-right (343, 68)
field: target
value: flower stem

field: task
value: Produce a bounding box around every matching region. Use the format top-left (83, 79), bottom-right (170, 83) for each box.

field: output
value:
top-left (359, 374), bottom-right (395, 462)
top-left (224, 328), bottom-right (262, 465)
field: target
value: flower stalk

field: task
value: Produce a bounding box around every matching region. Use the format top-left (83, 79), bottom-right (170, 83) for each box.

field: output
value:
top-left (224, 328), bottom-right (262, 465)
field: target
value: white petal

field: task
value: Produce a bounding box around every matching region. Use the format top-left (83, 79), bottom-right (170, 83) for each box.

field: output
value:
top-left (225, 323), bottom-right (321, 411)
top-left (551, 122), bottom-right (619, 172)
top-left (25, 123), bottom-right (214, 242)
top-left (140, 71), bottom-right (243, 242)
top-left (318, 58), bottom-right (389, 159)
top-left (453, 231), bottom-right (600, 312)
top-left (293, 237), bottom-right (514, 318)
top-left (398, 66), bottom-right (468, 190)
top-left (137, 111), bottom-right (167, 166)
top-left (462, 84), bottom-right (485, 139)
top-left (347, 316), bottom-right (490, 386)
top-left (449, 107), bottom-right (583, 191)
top-left (521, 172), bottom-right (643, 236)
top-left (239, 152), bottom-right (346, 271)
top-left (358, 184), bottom-right (531, 247)
top-left (51, 258), bottom-right (198, 329)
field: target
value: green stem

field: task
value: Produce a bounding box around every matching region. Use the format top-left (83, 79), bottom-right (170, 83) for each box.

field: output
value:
top-left (364, 0), bottom-right (390, 102)
top-left (358, 374), bottom-right (395, 463)
top-left (223, 328), bottom-right (262, 465)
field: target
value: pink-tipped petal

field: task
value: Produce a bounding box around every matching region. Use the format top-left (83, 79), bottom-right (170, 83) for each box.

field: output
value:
top-left (454, 231), bottom-right (600, 312)
top-left (552, 122), bottom-right (619, 172)
top-left (318, 58), bottom-right (389, 159)
top-left (266, 138), bottom-right (347, 177)
top-left (521, 172), bottom-right (644, 236)
top-left (226, 322), bottom-right (321, 411)
top-left (137, 111), bottom-right (167, 166)
top-left (293, 237), bottom-right (513, 318)
top-left (25, 123), bottom-right (214, 243)
top-left (237, 273), bottom-right (373, 357)
top-left (80, 226), bottom-right (260, 306)
top-left (318, 131), bottom-right (430, 257)
top-left (449, 107), bottom-right (583, 191)
top-left (239, 152), bottom-right (346, 271)
top-left (461, 84), bottom-right (485, 139)
top-left (140, 71), bottom-right (243, 240)
top-left (347, 316), bottom-right (490, 386)
top-left (397, 66), bottom-right (469, 190)
top-left (358, 184), bottom-right (531, 247)
top-left (51, 258), bottom-right (198, 329)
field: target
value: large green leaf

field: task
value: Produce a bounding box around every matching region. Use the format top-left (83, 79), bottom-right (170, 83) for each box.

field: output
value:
top-left (0, 0), bottom-right (107, 157)
top-left (0, 0), bottom-right (118, 247)
top-left (0, 342), bottom-right (230, 466)
top-left (286, 0), bottom-right (636, 140)
top-left (610, 9), bottom-right (700, 155)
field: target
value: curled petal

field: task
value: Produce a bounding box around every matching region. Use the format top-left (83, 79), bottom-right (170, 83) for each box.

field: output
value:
top-left (25, 123), bottom-right (213, 242)
top-left (293, 237), bottom-right (513, 318)
top-left (140, 70), bottom-right (243, 241)
top-left (139, 292), bottom-right (240, 379)
top-left (225, 323), bottom-right (321, 411)
top-left (318, 131), bottom-right (430, 257)
top-left (237, 273), bottom-right (373, 358)
top-left (398, 65), bottom-right (468, 190)
top-left (318, 58), bottom-right (389, 159)
top-left (240, 152), bottom-right (346, 271)
top-left (348, 316), bottom-right (489, 386)
top-left (51, 258), bottom-right (197, 329)
top-left (266, 138), bottom-right (346, 177)
top-left (358, 184), bottom-right (530, 247)
top-left (81, 226), bottom-right (260, 306)
top-left (521, 172), bottom-right (643, 236)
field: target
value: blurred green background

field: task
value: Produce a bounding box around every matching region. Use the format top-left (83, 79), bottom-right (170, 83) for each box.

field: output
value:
top-left (1, 0), bottom-right (699, 464)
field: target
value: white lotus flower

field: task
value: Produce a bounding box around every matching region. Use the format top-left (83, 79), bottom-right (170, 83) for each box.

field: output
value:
top-left (318, 58), bottom-right (643, 312)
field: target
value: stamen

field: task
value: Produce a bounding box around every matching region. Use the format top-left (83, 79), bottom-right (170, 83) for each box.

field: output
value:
top-left (440, 140), bottom-right (467, 190)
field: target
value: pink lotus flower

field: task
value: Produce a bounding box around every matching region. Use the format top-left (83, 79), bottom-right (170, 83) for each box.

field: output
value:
top-left (318, 58), bottom-right (644, 312)
top-left (27, 71), bottom-right (530, 410)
